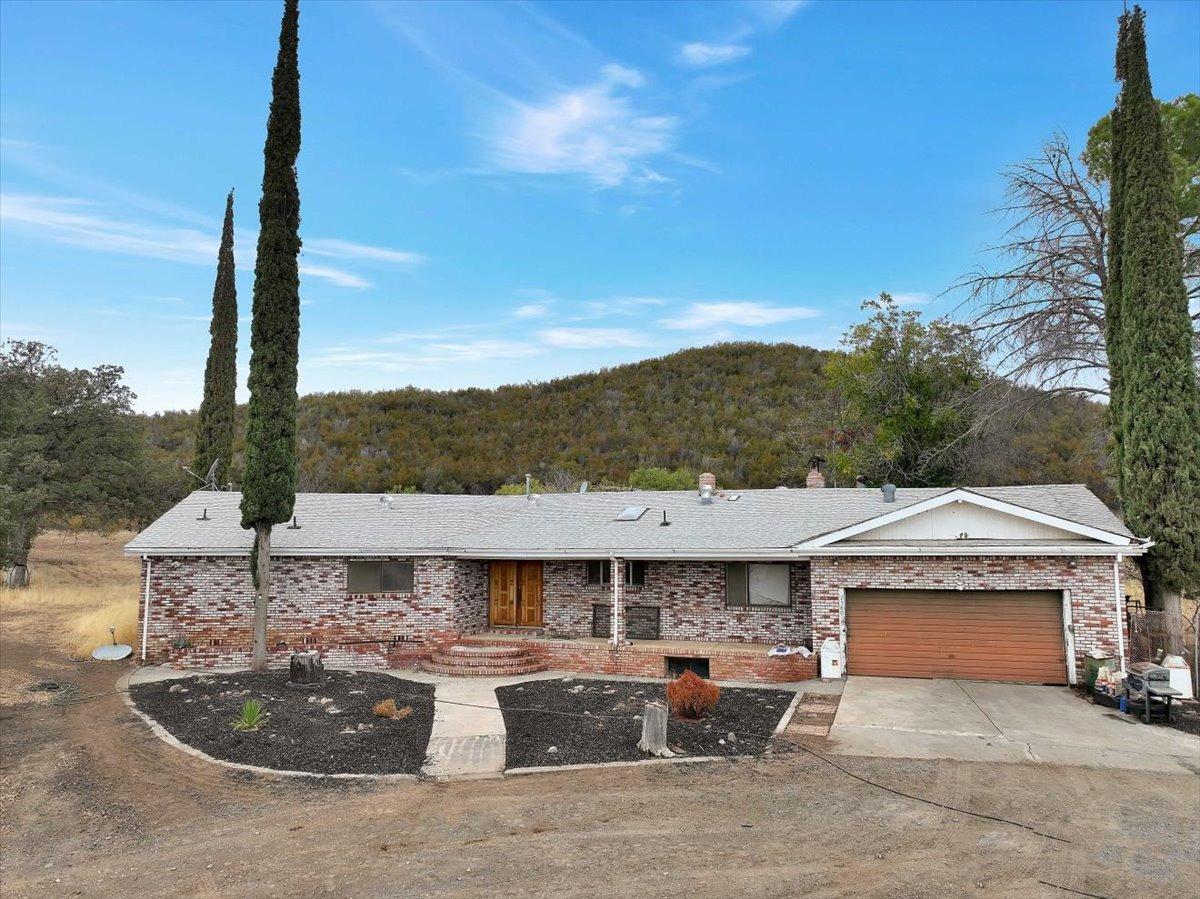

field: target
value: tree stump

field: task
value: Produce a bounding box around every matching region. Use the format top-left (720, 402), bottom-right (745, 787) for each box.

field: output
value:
top-left (287, 651), bottom-right (324, 689)
top-left (638, 700), bottom-right (674, 758)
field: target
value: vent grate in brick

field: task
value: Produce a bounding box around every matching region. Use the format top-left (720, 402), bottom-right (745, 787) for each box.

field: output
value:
top-left (591, 604), bottom-right (661, 640)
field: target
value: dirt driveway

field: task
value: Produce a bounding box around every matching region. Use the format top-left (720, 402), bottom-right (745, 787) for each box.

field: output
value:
top-left (2, 626), bottom-right (1198, 899)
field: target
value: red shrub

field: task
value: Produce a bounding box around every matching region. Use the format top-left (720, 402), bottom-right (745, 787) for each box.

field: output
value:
top-left (665, 670), bottom-right (720, 719)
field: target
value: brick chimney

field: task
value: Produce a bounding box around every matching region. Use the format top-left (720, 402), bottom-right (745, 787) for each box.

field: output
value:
top-left (806, 456), bottom-right (826, 488)
top-left (698, 472), bottom-right (717, 493)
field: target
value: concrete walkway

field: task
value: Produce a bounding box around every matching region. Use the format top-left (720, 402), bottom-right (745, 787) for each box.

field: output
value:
top-left (829, 676), bottom-right (1200, 775)
top-left (393, 669), bottom-right (561, 780)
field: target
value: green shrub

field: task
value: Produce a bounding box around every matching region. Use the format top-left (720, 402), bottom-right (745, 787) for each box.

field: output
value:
top-left (231, 699), bottom-right (269, 731)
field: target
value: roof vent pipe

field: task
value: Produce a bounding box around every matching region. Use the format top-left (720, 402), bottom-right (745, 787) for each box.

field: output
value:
top-left (525, 473), bottom-right (532, 501)
top-left (700, 484), bottom-right (714, 505)
top-left (579, 481), bottom-right (589, 493)
top-left (855, 476), bottom-right (868, 489)
top-left (881, 483), bottom-right (897, 503)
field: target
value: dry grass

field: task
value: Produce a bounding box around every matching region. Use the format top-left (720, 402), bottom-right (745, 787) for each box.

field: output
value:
top-left (0, 530), bottom-right (140, 658)
top-left (372, 698), bottom-right (413, 720)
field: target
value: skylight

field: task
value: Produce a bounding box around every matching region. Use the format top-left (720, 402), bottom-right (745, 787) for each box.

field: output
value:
top-left (615, 506), bottom-right (648, 521)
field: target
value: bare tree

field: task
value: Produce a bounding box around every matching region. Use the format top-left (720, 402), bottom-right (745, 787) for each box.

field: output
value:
top-left (957, 133), bottom-right (1198, 398)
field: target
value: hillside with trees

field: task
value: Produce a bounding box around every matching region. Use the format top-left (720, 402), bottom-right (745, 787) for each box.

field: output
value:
top-left (139, 340), bottom-right (1114, 507)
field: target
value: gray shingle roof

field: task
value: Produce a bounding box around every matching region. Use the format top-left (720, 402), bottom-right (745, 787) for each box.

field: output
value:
top-left (125, 484), bottom-right (1136, 557)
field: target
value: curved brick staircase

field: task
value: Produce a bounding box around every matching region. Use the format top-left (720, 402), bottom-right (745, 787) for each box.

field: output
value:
top-left (419, 644), bottom-right (546, 677)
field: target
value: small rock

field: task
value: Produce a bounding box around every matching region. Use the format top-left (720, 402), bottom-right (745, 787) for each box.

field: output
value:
top-left (325, 706), bottom-right (342, 714)
top-left (719, 739), bottom-right (726, 745)
top-left (546, 746), bottom-right (558, 754)
top-left (340, 726), bottom-right (356, 735)
top-left (167, 684), bottom-right (187, 694)
top-left (348, 690), bottom-right (364, 695)
top-left (727, 732), bottom-right (737, 743)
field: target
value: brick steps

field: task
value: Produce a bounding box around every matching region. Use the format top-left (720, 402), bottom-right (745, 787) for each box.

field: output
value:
top-left (420, 644), bottom-right (545, 677)
top-left (441, 644), bottom-right (527, 659)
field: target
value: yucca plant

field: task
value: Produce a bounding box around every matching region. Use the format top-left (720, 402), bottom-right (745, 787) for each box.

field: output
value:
top-left (231, 699), bottom-right (269, 731)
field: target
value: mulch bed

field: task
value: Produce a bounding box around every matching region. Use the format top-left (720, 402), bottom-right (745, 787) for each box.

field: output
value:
top-left (130, 670), bottom-right (435, 775)
top-left (496, 677), bottom-right (794, 769)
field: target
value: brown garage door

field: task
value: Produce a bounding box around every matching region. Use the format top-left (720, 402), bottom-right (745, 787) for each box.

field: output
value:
top-left (846, 590), bottom-right (1068, 684)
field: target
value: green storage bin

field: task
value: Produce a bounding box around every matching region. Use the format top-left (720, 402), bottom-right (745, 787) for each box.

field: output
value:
top-left (1084, 655), bottom-right (1116, 693)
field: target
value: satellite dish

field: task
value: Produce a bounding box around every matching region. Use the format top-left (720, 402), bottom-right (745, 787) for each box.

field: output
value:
top-left (92, 626), bottom-right (133, 661)
top-left (182, 457), bottom-right (222, 490)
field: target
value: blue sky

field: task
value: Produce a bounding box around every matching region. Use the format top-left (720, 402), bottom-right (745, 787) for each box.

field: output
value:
top-left (2, 0), bottom-right (1197, 412)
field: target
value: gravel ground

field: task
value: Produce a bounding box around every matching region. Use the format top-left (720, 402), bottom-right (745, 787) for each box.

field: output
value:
top-left (497, 676), bottom-right (794, 769)
top-left (131, 670), bottom-right (434, 775)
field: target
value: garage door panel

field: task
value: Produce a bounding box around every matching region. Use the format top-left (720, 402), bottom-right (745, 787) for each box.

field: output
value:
top-left (846, 589), bottom-right (1068, 684)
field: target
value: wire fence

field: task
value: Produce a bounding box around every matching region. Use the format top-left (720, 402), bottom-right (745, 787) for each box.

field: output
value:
top-left (1125, 601), bottom-right (1199, 695)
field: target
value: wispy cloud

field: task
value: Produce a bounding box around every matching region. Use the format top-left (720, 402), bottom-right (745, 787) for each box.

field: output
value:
top-left (0, 320), bottom-right (59, 341)
top-left (678, 42), bottom-right (751, 68)
top-left (514, 301), bottom-right (553, 319)
top-left (749, 1), bottom-right (808, 27)
top-left (311, 338), bottom-right (538, 370)
top-left (295, 264), bottom-right (370, 289)
top-left (576, 295), bottom-right (666, 319)
top-left (491, 65), bottom-right (676, 187)
top-left (891, 292), bottom-right (932, 306)
top-left (677, 0), bottom-right (807, 73)
top-left (305, 238), bottom-right (425, 266)
top-left (659, 301), bottom-right (820, 329)
top-left (0, 193), bottom-right (416, 289)
top-left (537, 327), bottom-right (649, 348)
top-left (1, 193), bottom-right (215, 262)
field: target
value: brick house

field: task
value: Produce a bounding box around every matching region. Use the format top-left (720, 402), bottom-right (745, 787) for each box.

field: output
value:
top-left (125, 476), bottom-right (1146, 684)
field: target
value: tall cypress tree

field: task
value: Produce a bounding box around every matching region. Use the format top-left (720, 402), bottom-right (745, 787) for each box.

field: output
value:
top-left (241, 0), bottom-right (301, 670)
top-left (1105, 6), bottom-right (1200, 650)
top-left (193, 190), bottom-right (238, 488)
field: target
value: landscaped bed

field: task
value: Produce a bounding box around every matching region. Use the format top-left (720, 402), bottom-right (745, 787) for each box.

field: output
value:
top-left (130, 670), bottom-right (435, 775)
top-left (496, 676), bottom-right (795, 769)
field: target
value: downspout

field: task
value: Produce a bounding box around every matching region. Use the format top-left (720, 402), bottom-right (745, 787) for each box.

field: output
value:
top-left (610, 556), bottom-right (622, 648)
top-left (140, 554), bottom-right (152, 663)
top-left (1113, 555), bottom-right (1126, 673)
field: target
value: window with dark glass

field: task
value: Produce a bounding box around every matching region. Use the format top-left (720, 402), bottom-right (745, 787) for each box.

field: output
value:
top-left (587, 560), bottom-right (647, 587)
top-left (586, 560), bottom-right (611, 585)
top-left (625, 560), bottom-right (647, 587)
top-left (347, 560), bottom-right (414, 594)
top-left (725, 562), bottom-right (789, 607)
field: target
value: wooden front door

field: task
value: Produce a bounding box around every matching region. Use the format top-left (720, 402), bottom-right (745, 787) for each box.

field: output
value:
top-left (518, 562), bottom-right (543, 627)
top-left (489, 562), bottom-right (518, 626)
top-left (489, 561), bottom-right (543, 627)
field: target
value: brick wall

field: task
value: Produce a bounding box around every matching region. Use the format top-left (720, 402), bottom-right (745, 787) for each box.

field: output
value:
top-left (137, 555), bottom-right (486, 668)
top-left (465, 635), bottom-right (818, 683)
top-left (542, 560), bottom-right (812, 645)
top-left (139, 552), bottom-right (1122, 681)
top-left (809, 555), bottom-right (1124, 679)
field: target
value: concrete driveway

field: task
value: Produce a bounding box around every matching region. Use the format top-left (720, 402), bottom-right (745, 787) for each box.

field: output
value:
top-left (828, 676), bottom-right (1200, 774)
